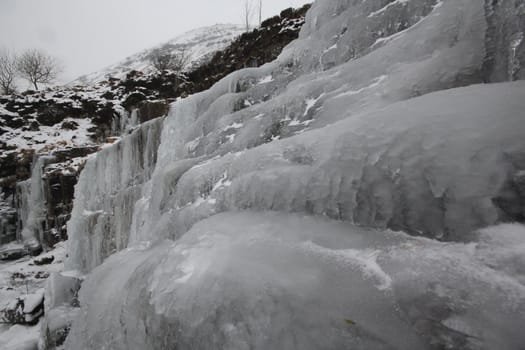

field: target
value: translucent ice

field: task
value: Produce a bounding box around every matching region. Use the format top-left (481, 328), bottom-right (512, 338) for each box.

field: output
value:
top-left (62, 0), bottom-right (525, 348)
top-left (65, 212), bottom-right (525, 350)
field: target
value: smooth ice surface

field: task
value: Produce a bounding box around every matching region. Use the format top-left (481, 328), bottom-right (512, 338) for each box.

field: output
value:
top-left (0, 322), bottom-right (40, 350)
top-left (66, 212), bottom-right (525, 350)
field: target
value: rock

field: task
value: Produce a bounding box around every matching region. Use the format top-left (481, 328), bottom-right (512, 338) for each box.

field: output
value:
top-left (28, 120), bottom-right (40, 131)
top-left (0, 245), bottom-right (28, 261)
top-left (35, 271), bottom-right (50, 279)
top-left (33, 255), bottom-right (54, 266)
top-left (52, 146), bottom-right (98, 163)
top-left (2, 116), bottom-right (25, 129)
top-left (60, 120), bottom-right (78, 130)
top-left (0, 290), bottom-right (45, 325)
top-left (136, 100), bottom-right (170, 123)
top-left (122, 92), bottom-right (147, 110)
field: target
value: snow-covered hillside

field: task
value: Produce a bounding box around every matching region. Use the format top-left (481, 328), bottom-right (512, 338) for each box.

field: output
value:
top-left (73, 24), bottom-right (244, 85)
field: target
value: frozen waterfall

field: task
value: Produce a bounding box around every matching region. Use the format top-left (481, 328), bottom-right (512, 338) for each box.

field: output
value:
top-left (59, 0), bottom-right (525, 349)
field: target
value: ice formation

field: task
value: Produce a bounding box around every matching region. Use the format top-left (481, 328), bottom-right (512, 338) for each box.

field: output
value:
top-left (59, 0), bottom-right (525, 348)
top-left (66, 213), bottom-right (525, 349)
top-left (67, 117), bottom-right (163, 271)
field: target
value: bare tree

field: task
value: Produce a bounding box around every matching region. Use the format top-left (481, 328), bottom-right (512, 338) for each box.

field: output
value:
top-left (0, 49), bottom-right (17, 95)
top-left (258, 0), bottom-right (262, 26)
top-left (149, 48), bottom-right (191, 74)
top-left (16, 49), bottom-right (61, 90)
top-left (242, 0), bottom-right (254, 32)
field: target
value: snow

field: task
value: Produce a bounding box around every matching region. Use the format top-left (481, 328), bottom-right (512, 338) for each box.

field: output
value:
top-left (21, 289), bottom-right (44, 314)
top-left (368, 0), bottom-right (410, 18)
top-left (333, 75), bottom-right (387, 98)
top-left (257, 75), bottom-right (274, 84)
top-left (223, 122), bottom-right (243, 131)
top-left (372, 16), bottom-right (424, 47)
top-left (72, 24), bottom-right (245, 85)
top-left (303, 93), bottom-right (324, 116)
top-left (1, 117), bottom-right (95, 152)
top-left (0, 243), bottom-right (67, 348)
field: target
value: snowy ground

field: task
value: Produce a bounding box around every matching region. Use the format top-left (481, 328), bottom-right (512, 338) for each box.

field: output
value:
top-left (0, 243), bottom-right (66, 350)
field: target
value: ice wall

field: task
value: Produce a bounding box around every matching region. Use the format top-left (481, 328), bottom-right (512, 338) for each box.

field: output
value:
top-left (136, 82), bottom-right (525, 243)
top-left (63, 0), bottom-right (525, 348)
top-left (131, 0), bottom-right (525, 245)
top-left (66, 212), bottom-right (525, 350)
top-left (66, 0), bottom-right (525, 272)
top-left (20, 155), bottom-right (56, 251)
top-left (67, 117), bottom-right (163, 271)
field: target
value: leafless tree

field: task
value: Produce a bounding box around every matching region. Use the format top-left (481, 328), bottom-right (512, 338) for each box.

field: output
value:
top-left (16, 49), bottom-right (61, 90)
top-left (150, 48), bottom-right (190, 74)
top-left (258, 0), bottom-right (262, 26)
top-left (0, 49), bottom-right (17, 95)
top-left (242, 0), bottom-right (254, 31)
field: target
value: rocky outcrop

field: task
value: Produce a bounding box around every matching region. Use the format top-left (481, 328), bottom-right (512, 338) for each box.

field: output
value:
top-left (119, 5), bottom-right (311, 100)
top-left (186, 5), bottom-right (310, 93)
top-left (482, 0), bottom-right (525, 82)
top-left (0, 82), bottom-right (172, 249)
top-left (0, 289), bottom-right (44, 325)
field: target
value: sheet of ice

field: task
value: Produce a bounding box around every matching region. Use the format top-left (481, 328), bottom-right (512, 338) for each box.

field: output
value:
top-left (65, 0), bottom-right (525, 272)
top-left (65, 212), bottom-right (525, 350)
top-left (135, 82), bottom-right (525, 247)
top-left (67, 117), bottom-right (163, 271)
top-left (20, 155), bottom-right (56, 246)
top-left (62, 0), bottom-right (525, 347)
top-left (0, 322), bottom-right (40, 350)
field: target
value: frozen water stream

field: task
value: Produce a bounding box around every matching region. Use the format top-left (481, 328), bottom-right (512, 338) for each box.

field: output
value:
top-left (59, 0), bottom-right (525, 348)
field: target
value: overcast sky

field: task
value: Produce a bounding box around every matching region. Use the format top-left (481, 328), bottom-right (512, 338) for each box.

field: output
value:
top-left (0, 0), bottom-right (309, 83)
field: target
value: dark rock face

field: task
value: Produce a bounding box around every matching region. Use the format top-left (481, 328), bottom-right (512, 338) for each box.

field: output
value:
top-left (43, 173), bottom-right (78, 246)
top-left (482, 0), bottom-right (525, 82)
top-left (493, 151), bottom-right (525, 222)
top-left (122, 91), bottom-right (147, 110)
top-left (61, 120), bottom-right (78, 130)
top-left (186, 5), bottom-right (311, 94)
top-left (118, 5), bottom-right (311, 101)
top-left (136, 100), bottom-right (170, 123)
top-left (0, 291), bottom-right (45, 325)
top-left (35, 146), bottom-right (100, 247)
top-left (0, 150), bottom-right (34, 244)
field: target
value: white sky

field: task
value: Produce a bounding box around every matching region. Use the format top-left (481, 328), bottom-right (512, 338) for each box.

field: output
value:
top-left (0, 0), bottom-right (309, 83)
